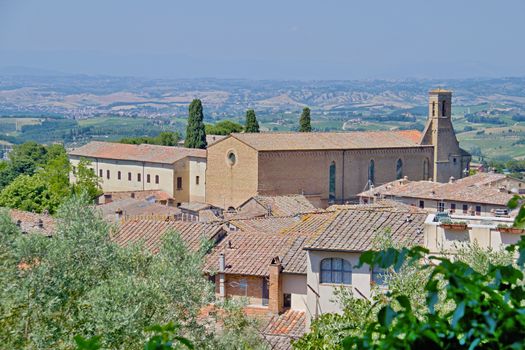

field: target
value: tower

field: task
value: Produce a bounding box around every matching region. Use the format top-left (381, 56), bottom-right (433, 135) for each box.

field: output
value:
top-left (420, 89), bottom-right (471, 182)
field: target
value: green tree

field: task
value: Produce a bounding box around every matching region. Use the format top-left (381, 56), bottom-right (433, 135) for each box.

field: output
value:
top-left (0, 174), bottom-right (57, 213)
top-left (184, 99), bottom-right (207, 149)
top-left (244, 109), bottom-right (260, 133)
top-left (0, 141), bottom-right (49, 189)
top-left (205, 120), bottom-right (244, 135)
top-left (0, 195), bottom-right (266, 349)
top-left (299, 107), bottom-right (312, 132)
top-left (157, 131), bottom-right (180, 146)
top-left (71, 158), bottom-right (102, 201)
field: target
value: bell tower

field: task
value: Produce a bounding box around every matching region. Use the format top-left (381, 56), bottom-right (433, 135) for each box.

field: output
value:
top-left (421, 89), bottom-right (471, 182)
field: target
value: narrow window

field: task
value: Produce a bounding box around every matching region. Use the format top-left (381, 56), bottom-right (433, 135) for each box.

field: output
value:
top-left (320, 258), bottom-right (352, 284)
top-left (147, 174), bottom-right (151, 183)
top-left (177, 177), bottom-right (182, 190)
top-left (329, 161), bottom-right (336, 201)
top-left (137, 173), bottom-right (141, 182)
top-left (106, 169), bottom-right (110, 179)
top-left (437, 202), bottom-right (445, 212)
top-left (196, 176), bottom-right (200, 185)
top-left (99, 169), bottom-right (103, 177)
top-left (475, 205), bottom-right (481, 216)
top-left (442, 100), bottom-right (446, 116)
top-left (283, 293), bottom-right (292, 308)
top-left (462, 204), bottom-right (468, 214)
top-left (155, 175), bottom-right (159, 184)
top-left (432, 101), bottom-right (436, 117)
top-left (450, 203), bottom-right (456, 213)
top-left (423, 158), bottom-right (429, 180)
top-left (368, 160), bottom-right (375, 185)
top-left (117, 171), bottom-right (121, 180)
top-left (128, 172), bottom-right (132, 181)
top-left (419, 200), bottom-right (425, 209)
top-left (396, 159), bottom-right (403, 180)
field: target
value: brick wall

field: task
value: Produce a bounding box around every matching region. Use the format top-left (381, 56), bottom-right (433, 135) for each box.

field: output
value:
top-left (214, 274), bottom-right (266, 306)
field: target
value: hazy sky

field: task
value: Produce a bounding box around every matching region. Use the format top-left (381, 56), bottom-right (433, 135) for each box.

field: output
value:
top-left (1, 0), bottom-right (524, 79)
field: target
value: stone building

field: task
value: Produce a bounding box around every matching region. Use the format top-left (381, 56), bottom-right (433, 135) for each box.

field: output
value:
top-left (358, 172), bottom-right (520, 216)
top-left (206, 90), bottom-right (471, 209)
top-left (69, 141), bottom-right (206, 205)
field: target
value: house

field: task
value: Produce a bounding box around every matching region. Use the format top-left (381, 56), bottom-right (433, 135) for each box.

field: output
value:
top-left (232, 194), bottom-right (319, 219)
top-left (206, 90), bottom-right (471, 209)
top-left (357, 172), bottom-right (520, 216)
top-left (68, 141), bottom-right (206, 204)
top-left (97, 198), bottom-right (181, 223)
top-left (97, 189), bottom-right (173, 205)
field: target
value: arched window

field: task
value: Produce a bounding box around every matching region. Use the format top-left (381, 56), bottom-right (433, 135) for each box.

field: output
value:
top-left (396, 159), bottom-right (403, 179)
top-left (368, 160), bottom-right (375, 185)
top-left (423, 158), bottom-right (429, 180)
top-left (320, 258), bottom-right (352, 284)
top-left (329, 161), bottom-right (336, 201)
top-left (442, 100), bottom-right (446, 116)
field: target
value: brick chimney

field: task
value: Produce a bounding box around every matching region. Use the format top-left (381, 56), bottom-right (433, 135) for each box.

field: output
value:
top-left (268, 256), bottom-right (283, 314)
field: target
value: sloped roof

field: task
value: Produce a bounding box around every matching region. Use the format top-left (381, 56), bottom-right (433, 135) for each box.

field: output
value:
top-left (251, 195), bottom-right (318, 217)
top-left (358, 173), bottom-right (514, 206)
top-left (261, 310), bottom-right (306, 350)
top-left (306, 206), bottom-right (427, 252)
top-left (8, 209), bottom-right (55, 236)
top-left (226, 130), bottom-right (424, 151)
top-left (97, 198), bottom-right (181, 222)
top-left (112, 219), bottom-right (224, 253)
top-left (69, 141), bottom-right (206, 164)
top-left (206, 211), bottom-right (338, 276)
top-left (100, 190), bottom-right (172, 202)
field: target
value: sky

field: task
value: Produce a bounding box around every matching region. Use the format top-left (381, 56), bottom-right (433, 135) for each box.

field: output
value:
top-left (0, 0), bottom-right (524, 80)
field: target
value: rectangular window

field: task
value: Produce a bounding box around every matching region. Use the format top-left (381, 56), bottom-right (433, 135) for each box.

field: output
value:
top-left (419, 200), bottom-right (424, 209)
top-left (177, 177), bottom-right (182, 190)
top-left (155, 175), bottom-right (159, 184)
top-left (196, 176), bottom-right (200, 185)
top-left (117, 171), bottom-right (121, 180)
top-left (283, 293), bottom-right (292, 308)
top-left (475, 205), bottom-right (481, 216)
top-left (372, 266), bottom-right (387, 286)
top-left (99, 169), bottom-right (103, 177)
top-left (147, 174), bottom-right (151, 183)
top-left (437, 202), bottom-right (445, 212)
top-left (463, 204), bottom-right (468, 214)
top-left (128, 172), bottom-right (132, 181)
top-left (137, 173), bottom-right (141, 182)
top-left (450, 203), bottom-right (456, 213)
top-left (106, 169), bottom-right (110, 179)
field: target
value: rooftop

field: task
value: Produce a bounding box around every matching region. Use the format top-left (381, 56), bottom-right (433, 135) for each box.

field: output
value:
top-left (358, 173), bottom-right (515, 206)
top-left (261, 310), bottom-right (306, 350)
top-left (306, 205), bottom-right (427, 252)
top-left (97, 198), bottom-right (181, 222)
top-left (69, 141), bottom-right (206, 164)
top-left (99, 190), bottom-right (172, 203)
top-left (112, 219), bottom-right (224, 253)
top-left (221, 130), bottom-right (424, 151)
top-left (8, 209), bottom-right (55, 236)
top-left (235, 194), bottom-right (318, 218)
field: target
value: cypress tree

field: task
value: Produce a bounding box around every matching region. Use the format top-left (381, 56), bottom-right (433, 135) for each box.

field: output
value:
top-left (245, 109), bottom-right (260, 133)
top-left (299, 107), bottom-right (312, 132)
top-left (184, 99), bottom-right (207, 149)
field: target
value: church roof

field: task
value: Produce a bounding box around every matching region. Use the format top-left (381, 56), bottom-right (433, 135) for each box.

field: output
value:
top-left (69, 141), bottom-right (206, 164)
top-left (227, 130), bottom-right (424, 151)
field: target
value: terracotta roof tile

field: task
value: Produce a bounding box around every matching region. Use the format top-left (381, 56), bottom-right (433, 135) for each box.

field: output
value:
top-left (251, 195), bottom-right (318, 217)
top-left (69, 141), bottom-right (206, 164)
top-left (112, 219), bottom-right (224, 253)
top-left (97, 199), bottom-right (181, 222)
top-left (226, 130), bottom-right (423, 151)
top-left (306, 205), bottom-right (427, 252)
top-left (358, 173), bottom-right (514, 206)
top-left (100, 190), bottom-right (172, 202)
top-left (8, 209), bottom-right (55, 236)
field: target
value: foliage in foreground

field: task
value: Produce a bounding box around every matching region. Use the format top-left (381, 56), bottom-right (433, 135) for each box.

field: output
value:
top-left (0, 194), bottom-right (266, 349)
top-left (294, 236), bottom-right (522, 349)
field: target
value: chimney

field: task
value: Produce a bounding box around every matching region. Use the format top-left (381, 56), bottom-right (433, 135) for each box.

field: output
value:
top-left (268, 256), bottom-right (283, 314)
top-left (218, 253), bottom-right (226, 300)
top-left (37, 219), bottom-right (43, 228)
top-left (16, 220), bottom-right (21, 227)
top-left (115, 208), bottom-right (123, 222)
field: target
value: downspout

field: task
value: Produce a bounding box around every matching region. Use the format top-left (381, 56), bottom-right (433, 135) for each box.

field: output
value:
top-left (142, 162), bottom-right (145, 191)
top-left (341, 150), bottom-right (345, 203)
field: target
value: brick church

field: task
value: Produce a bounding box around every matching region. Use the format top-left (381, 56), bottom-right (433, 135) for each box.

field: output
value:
top-left (206, 89), bottom-right (471, 209)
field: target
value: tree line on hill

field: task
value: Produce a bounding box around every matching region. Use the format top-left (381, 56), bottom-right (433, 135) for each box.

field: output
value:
top-left (119, 100), bottom-right (314, 148)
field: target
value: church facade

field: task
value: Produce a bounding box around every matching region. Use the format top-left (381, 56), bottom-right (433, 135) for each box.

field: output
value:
top-left (206, 90), bottom-right (471, 209)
